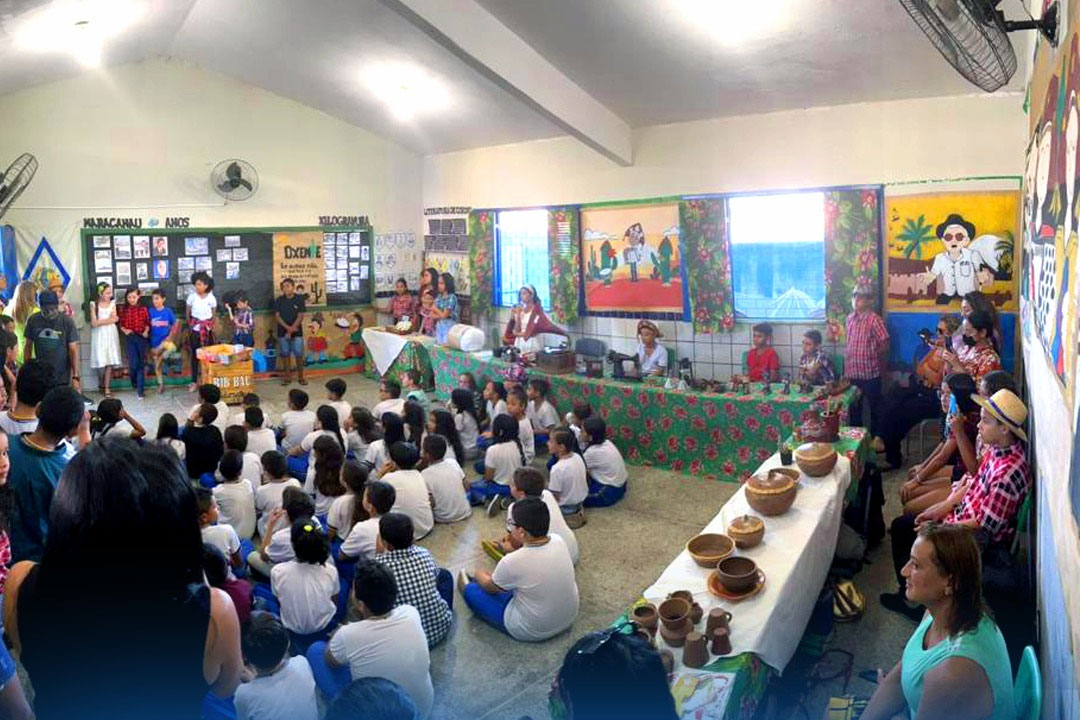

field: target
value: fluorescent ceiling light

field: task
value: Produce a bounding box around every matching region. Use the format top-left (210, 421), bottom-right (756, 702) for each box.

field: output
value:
top-left (672, 0), bottom-right (793, 47)
top-left (9, 0), bottom-right (146, 68)
top-left (363, 61), bottom-right (449, 122)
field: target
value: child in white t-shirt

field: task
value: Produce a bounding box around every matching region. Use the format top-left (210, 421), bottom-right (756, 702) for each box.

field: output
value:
top-left (242, 406), bottom-right (278, 459)
top-left (469, 414), bottom-right (526, 514)
top-left (280, 389), bottom-right (316, 452)
top-left (197, 487), bottom-right (243, 572)
top-left (220, 425), bottom-right (262, 489)
top-left (461, 497), bottom-right (579, 642)
top-left (303, 434), bottom-right (347, 517)
top-left (365, 413), bottom-right (406, 472)
top-left (228, 392), bottom-right (261, 428)
top-left (448, 389), bottom-right (480, 460)
top-left (188, 383), bottom-right (230, 437)
top-left (379, 442), bottom-right (434, 540)
top-left (153, 413), bottom-right (186, 460)
top-left (213, 450), bottom-right (257, 539)
top-left (328, 460), bottom-right (369, 541)
top-left (525, 378), bottom-right (559, 444)
top-left (581, 416), bottom-right (629, 508)
top-left (270, 520), bottom-right (339, 641)
top-left (234, 612), bottom-right (318, 720)
top-left (420, 435), bottom-right (471, 524)
top-left (481, 379), bottom-right (507, 432)
top-left (324, 377), bottom-right (352, 427)
top-left (547, 430), bottom-right (588, 528)
top-left (338, 480), bottom-right (395, 562)
top-left (343, 406), bottom-right (379, 459)
top-left (90, 397), bottom-right (147, 441)
top-left (481, 466), bottom-right (578, 566)
top-left (506, 388), bottom-right (535, 464)
top-left (566, 401), bottom-right (593, 451)
top-left (248, 487), bottom-right (318, 577)
top-left (255, 451), bottom-right (302, 538)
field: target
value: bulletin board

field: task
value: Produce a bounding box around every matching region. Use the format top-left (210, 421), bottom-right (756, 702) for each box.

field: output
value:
top-left (80, 225), bottom-right (372, 311)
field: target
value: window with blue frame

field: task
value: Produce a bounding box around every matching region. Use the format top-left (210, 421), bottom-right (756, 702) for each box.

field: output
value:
top-left (727, 192), bottom-right (826, 321)
top-left (494, 209), bottom-right (552, 310)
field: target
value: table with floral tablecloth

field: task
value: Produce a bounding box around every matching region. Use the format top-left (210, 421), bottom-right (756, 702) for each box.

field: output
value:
top-left (427, 345), bottom-right (858, 480)
top-left (363, 331), bottom-right (435, 390)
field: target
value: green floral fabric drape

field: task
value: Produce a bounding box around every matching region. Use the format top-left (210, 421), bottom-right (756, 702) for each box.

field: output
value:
top-left (467, 210), bottom-right (495, 320)
top-left (547, 206), bottom-right (580, 324)
top-left (823, 188), bottom-right (883, 342)
top-left (680, 198), bottom-right (735, 333)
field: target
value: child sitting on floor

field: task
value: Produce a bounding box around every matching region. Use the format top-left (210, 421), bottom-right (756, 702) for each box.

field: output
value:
top-left (402, 400), bottom-right (425, 445)
top-left (203, 543), bottom-right (254, 626)
top-left (364, 412), bottom-right (405, 472)
top-left (506, 387), bottom-right (535, 464)
top-left (401, 369), bottom-right (431, 413)
top-left (378, 441), bottom-right (434, 540)
top-left (460, 497), bottom-right (579, 643)
top-left (448, 389), bottom-right (480, 459)
top-left (325, 378), bottom-right (351, 426)
top-left (420, 434), bottom-right (471, 524)
top-left (426, 408), bottom-right (466, 464)
top-left (235, 612), bottom-right (319, 720)
top-left (280, 389), bottom-right (316, 452)
top-left (184, 404), bottom-right (224, 481)
top-left (189, 383), bottom-right (230, 436)
top-left (547, 429), bottom-right (588, 529)
top-left (270, 518), bottom-right (339, 652)
top-left (154, 413), bottom-right (185, 459)
top-left (481, 467), bottom-right (579, 565)
top-left (459, 372), bottom-right (487, 427)
top-left (344, 406), bottom-right (380, 459)
top-left (374, 512), bottom-right (454, 648)
top-left (306, 435), bottom-right (347, 518)
top-left (229, 392), bottom-right (261, 427)
top-left (526, 378), bottom-right (559, 446)
top-left (90, 397), bottom-right (146, 440)
top-left (481, 379), bottom-right (507, 432)
top-left (249, 487), bottom-right (320, 576)
top-left (244, 407), bottom-right (278, 458)
top-left (255, 451), bottom-right (301, 538)
top-left (371, 378), bottom-right (405, 419)
top-left (339, 479), bottom-right (394, 562)
top-left (582, 417), bottom-right (629, 508)
top-left (197, 487), bottom-right (243, 573)
top-left (471, 414), bottom-right (526, 514)
top-left (214, 450), bottom-right (257, 540)
top-left (329, 460), bottom-right (369, 541)
top-left (222, 425), bottom-right (263, 488)
top-left (291, 405), bottom-right (346, 481)
top-left (746, 323), bottom-right (780, 382)
top-left (566, 401), bottom-right (593, 451)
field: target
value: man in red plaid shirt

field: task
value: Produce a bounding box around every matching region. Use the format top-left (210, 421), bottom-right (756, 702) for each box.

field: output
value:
top-left (882, 389), bottom-right (1029, 620)
top-left (116, 287), bottom-right (151, 398)
top-left (844, 287), bottom-right (889, 439)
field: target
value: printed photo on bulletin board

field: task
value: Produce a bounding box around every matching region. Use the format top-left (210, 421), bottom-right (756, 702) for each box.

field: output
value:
top-left (580, 202), bottom-right (685, 314)
top-left (885, 190), bottom-right (1020, 311)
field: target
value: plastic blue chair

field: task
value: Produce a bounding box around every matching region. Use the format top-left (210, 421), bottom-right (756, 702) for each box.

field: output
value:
top-left (1013, 645), bottom-right (1041, 720)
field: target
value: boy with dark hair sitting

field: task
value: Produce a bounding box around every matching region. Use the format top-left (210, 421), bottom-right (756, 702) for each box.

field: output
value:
top-left (339, 481), bottom-right (396, 562)
top-left (401, 369), bottom-right (430, 413)
top-left (375, 512), bottom-right (453, 648)
top-left (235, 612), bottom-right (319, 720)
top-left (460, 496), bottom-right (579, 642)
top-left (372, 378), bottom-right (405, 418)
top-left (325, 378), bottom-right (351, 426)
top-left (248, 486), bottom-right (320, 576)
top-left (797, 330), bottom-right (835, 385)
top-left (183, 403), bottom-right (225, 481)
top-left (244, 406), bottom-right (278, 458)
top-left (0, 359), bottom-right (55, 435)
top-left (228, 391), bottom-right (262, 427)
top-left (307, 561), bottom-right (433, 715)
top-left (188, 382), bottom-right (230, 436)
top-left (481, 466), bottom-right (579, 565)
top-left (280, 389), bottom-right (316, 452)
top-left (746, 323), bottom-right (780, 381)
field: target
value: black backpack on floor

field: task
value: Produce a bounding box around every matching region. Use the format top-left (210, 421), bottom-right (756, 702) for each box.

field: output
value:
top-left (843, 463), bottom-right (885, 548)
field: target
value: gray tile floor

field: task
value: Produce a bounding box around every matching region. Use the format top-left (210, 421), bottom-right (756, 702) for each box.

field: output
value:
top-left (111, 375), bottom-right (917, 720)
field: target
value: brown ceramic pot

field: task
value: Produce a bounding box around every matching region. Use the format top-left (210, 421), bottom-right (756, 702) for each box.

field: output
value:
top-left (682, 632), bottom-right (709, 668)
top-left (727, 514), bottom-right (765, 549)
top-left (794, 442), bottom-right (839, 477)
top-left (716, 556), bottom-right (759, 594)
top-left (658, 597), bottom-right (691, 631)
top-left (745, 469), bottom-right (798, 516)
top-left (711, 627), bottom-right (732, 656)
top-left (821, 411), bottom-right (841, 441)
top-left (631, 603), bottom-right (658, 631)
top-left (667, 590), bottom-right (693, 604)
top-left (705, 608), bottom-right (732, 636)
top-left (659, 621), bottom-right (691, 647)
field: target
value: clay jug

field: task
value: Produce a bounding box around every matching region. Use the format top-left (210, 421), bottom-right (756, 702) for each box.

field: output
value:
top-left (682, 632), bottom-right (709, 668)
top-left (711, 627), bottom-right (732, 656)
top-left (705, 608), bottom-right (732, 636)
top-left (631, 603), bottom-right (658, 632)
top-left (821, 410), bottom-right (841, 442)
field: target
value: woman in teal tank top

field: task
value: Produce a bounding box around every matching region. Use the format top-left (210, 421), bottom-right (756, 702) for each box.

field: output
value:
top-left (862, 524), bottom-right (1013, 720)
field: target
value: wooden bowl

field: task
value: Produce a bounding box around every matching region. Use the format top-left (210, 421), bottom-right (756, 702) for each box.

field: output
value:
top-left (745, 469), bottom-right (798, 516)
top-left (794, 442), bottom-right (838, 477)
top-left (727, 514), bottom-right (765, 549)
top-left (686, 533), bottom-right (735, 568)
top-left (716, 556), bottom-right (759, 595)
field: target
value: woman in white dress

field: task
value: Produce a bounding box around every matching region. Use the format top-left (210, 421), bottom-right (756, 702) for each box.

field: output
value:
top-left (90, 282), bottom-right (122, 397)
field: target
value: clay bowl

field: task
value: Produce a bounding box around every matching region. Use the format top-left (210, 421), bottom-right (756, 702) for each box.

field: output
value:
top-left (658, 597), bottom-right (691, 629)
top-left (727, 514), bottom-right (765, 549)
top-left (794, 442), bottom-right (839, 477)
top-left (716, 556), bottom-right (759, 595)
top-left (744, 469), bottom-right (798, 516)
top-left (631, 603), bottom-right (658, 631)
top-left (686, 533), bottom-right (735, 568)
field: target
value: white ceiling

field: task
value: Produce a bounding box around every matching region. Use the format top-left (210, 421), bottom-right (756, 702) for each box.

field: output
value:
top-left (0, 0), bottom-right (1028, 157)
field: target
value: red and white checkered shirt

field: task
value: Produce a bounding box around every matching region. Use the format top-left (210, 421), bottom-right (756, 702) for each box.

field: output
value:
top-left (844, 311), bottom-right (889, 380)
top-left (947, 441), bottom-right (1029, 544)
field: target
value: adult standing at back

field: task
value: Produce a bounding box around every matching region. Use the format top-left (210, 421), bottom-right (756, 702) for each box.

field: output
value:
top-left (3, 438), bottom-right (243, 720)
top-left (10, 282), bottom-right (38, 362)
top-left (275, 278), bottom-right (307, 387)
top-left (22, 291), bottom-right (79, 393)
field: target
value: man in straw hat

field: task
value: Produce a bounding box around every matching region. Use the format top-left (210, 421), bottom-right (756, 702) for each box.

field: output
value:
top-left (881, 389), bottom-right (1030, 620)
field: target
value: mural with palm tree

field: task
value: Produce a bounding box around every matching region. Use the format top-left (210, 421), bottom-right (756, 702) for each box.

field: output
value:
top-left (898, 215), bottom-right (935, 259)
top-left (995, 230), bottom-right (1014, 278)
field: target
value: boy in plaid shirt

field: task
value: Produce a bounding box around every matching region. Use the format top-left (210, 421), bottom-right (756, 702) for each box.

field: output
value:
top-left (375, 512), bottom-right (453, 647)
top-left (844, 287), bottom-right (889, 438)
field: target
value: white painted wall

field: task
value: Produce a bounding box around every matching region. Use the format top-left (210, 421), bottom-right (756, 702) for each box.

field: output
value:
top-left (422, 92), bottom-right (1027, 208)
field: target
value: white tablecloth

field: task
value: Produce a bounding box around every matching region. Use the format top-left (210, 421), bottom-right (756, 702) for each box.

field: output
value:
top-left (361, 328), bottom-right (432, 376)
top-left (643, 454), bottom-right (852, 675)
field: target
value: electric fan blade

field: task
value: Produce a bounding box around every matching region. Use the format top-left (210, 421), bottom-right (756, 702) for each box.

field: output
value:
top-left (218, 180), bottom-right (235, 193)
top-left (226, 162), bottom-right (242, 180)
top-left (238, 179), bottom-right (253, 192)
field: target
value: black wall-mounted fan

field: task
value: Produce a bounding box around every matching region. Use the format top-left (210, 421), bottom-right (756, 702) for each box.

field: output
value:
top-left (0, 153), bottom-right (38, 221)
top-left (897, 0), bottom-right (1059, 92)
top-left (211, 159), bottom-right (259, 202)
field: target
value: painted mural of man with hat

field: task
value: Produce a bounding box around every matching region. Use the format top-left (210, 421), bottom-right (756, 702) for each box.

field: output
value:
top-left (921, 214), bottom-right (980, 303)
